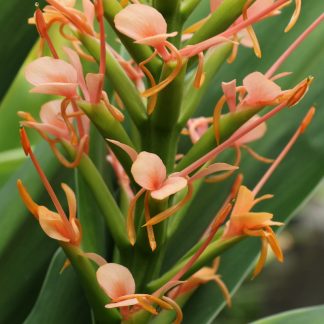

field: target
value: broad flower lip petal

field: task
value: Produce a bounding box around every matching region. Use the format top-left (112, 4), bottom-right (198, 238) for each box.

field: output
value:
top-left (38, 206), bottom-right (70, 242)
top-left (131, 152), bottom-right (166, 191)
top-left (134, 32), bottom-right (178, 47)
top-left (151, 176), bottom-right (187, 200)
top-left (114, 4), bottom-right (168, 44)
top-left (235, 116), bottom-right (267, 145)
top-left (243, 71), bottom-right (282, 106)
top-left (106, 298), bottom-right (139, 308)
top-left (25, 57), bottom-right (78, 98)
top-left (96, 263), bottom-right (136, 300)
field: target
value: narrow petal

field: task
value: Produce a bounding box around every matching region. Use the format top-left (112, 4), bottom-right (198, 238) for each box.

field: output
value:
top-left (190, 163), bottom-right (238, 182)
top-left (131, 152), bottom-right (166, 191)
top-left (231, 186), bottom-right (255, 216)
top-left (105, 298), bottom-right (138, 308)
top-left (61, 183), bottom-right (77, 221)
top-left (107, 139), bottom-right (138, 162)
top-left (85, 73), bottom-right (104, 104)
top-left (96, 263), bottom-right (136, 299)
top-left (151, 176), bottom-right (187, 200)
top-left (64, 47), bottom-right (89, 101)
top-left (235, 212), bottom-right (274, 228)
top-left (222, 80), bottom-right (237, 112)
top-left (17, 180), bottom-right (39, 219)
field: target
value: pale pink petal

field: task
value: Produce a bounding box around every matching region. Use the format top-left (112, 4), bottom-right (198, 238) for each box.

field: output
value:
top-left (85, 73), bottom-right (104, 104)
top-left (82, 0), bottom-right (95, 26)
top-left (190, 163), bottom-right (238, 182)
top-left (21, 121), bottom-right (69, 140)
top-left (107, 139), bottom-right (138, 162)
top-left (210, 0), bottom-right (223, 12)
top-left (59, 0), bottom-right (76, 7)
top-left (106, 298), bottom-right (138, 308)
top-left (114, 4), bottom-right (168, 42)
top-left (25, 57), bottom-right (77, 85)
top-left (238, 29), bottom-right (253, 48)
top-left (235, 116), bottom-right (267, 145)
top-left (38, 206), bottom-right (70, 242)
top-left (30, 83), bottom-right (78, 98)
top-left (131, 152), bottom-right (166, 191)
top-left (187, 117), bottom-right (211, 143)
top-left (135, 32), bottom-right (177, 47)
top-left (243, 71), bottom-right (282, 106)
top-left (150, 176), bottom-right (187, 200)
top-left (64, 47), bottom-right (89, 101)
top-left (96, 263), bottom-right (136, 299)
top-left (222, 80), bottom-right (237, 112)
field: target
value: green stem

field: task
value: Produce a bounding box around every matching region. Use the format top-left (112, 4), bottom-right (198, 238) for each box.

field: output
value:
top-left (178, 43), bottom-right (232, 128)
top-left (154, 0), bottom-right (182, 46)
top-left (187, 0), bottom-right (251, 45)
top-left (102, 0), bottom-right (162, 77)
top-left (77, 33), bottom-right (147, 127)
top-left (78, 100), bottom-right (135, 177)
top-left (61, 244), bottom-right (121, 323)
top-left (176, 107), bottom-right (261, 172)
top-left (146, 236), bottom-right (243, 292)
top-left (62, 142), bottom-right (130, 251)
top-left (180, 0), bottom-right (202, 21)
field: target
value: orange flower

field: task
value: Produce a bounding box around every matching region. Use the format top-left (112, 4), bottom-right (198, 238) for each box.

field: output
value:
top-left (17, 180), bottom-right (81, 245)
top-left (223, 185), bottom-right (283, 277)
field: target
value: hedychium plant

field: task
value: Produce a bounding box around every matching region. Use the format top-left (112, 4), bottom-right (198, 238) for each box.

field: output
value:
top-left (1, 0), bottom-right (323, 323)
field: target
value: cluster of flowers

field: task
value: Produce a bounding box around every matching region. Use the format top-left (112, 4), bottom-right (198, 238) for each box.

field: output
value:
top-left (17, 0), bottom-right (322, 322)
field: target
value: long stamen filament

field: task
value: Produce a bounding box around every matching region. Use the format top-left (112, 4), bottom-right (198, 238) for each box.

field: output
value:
top-left (252, 106), bottom-right (315, 196)
top-left (19, 127), bottom-right (73, 235)
top-left (266, 14), bottom-right (324, 78)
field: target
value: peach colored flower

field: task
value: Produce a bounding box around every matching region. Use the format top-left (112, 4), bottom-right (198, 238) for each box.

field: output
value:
top-left (17, 180), bottom-right (81, 245)
top-left (96, 263), bottom-right (182, 321)
top-left (223, 185), bottom-right (283, 277)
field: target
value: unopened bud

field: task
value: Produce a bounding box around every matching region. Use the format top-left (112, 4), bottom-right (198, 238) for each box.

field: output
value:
top-left (19, 127), bottom-right (31, 156)
top-left (300, 107), bottom-right (315, 134)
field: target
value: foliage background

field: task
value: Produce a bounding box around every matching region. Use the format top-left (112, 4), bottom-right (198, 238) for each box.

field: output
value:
top-left (0, 1), bottom-right (323, 323)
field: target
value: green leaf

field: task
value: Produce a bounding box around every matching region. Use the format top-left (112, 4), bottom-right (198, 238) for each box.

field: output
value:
top-left (164, 3), bottom-right (324, 323)
top-left (252, 305), bottom-right (324, 324)
top-left (24, 249), bottom-right (91, 324)
top-left (0, 143), bottom-right (59, 323)
top-left (0, 1), bottom-right (46, 99)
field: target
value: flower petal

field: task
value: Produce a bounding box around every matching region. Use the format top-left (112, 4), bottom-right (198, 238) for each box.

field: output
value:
top-left (107, 139), bottom-right (138, 162)
top-left (25, 57), bottom-right (77, 85)
top-left (30, 83), bottom-right (78, 98)
top-left (105, 298), bottom-right (138, 308)
top-left (96, 263), bottom-right (135, 299)
top-left (235, 116), bottom-right (267, 145)
top-left (231, 185), bottom-right (255, 216)
top-left (243, 71), bottom-right (282, 106)
top-left (85, 73), bottom-right (104, 104)
top-left (151, 176), bottom-right (187, 200)
top-left (190, 163), bottom-right (238, 182)
top-left (131, 152), bottom-right (166, 191)
top-left (114, 4), bottom-right (167, 42)
top-left (222, 80), bottom-right (237, 113)
top-left (38, 206), bottom-right (70, 242)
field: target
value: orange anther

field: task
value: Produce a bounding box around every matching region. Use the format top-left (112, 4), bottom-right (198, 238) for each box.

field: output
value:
top-left (19, 127), bottom-right (31, 156)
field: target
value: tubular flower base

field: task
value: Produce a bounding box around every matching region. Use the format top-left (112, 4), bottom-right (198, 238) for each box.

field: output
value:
top-left (9, 0), bottom-right (324, 323)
